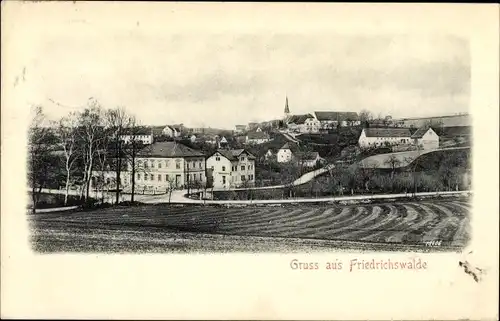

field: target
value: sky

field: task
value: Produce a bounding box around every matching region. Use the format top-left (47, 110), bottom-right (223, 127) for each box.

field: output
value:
top-left (23, 30), bottom-right (470, 129)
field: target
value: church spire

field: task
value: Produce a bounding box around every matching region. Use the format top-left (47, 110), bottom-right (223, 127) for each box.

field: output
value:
top-left (284, 96), bottom-right (290, 114)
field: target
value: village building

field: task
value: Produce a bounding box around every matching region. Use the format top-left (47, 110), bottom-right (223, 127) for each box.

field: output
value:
top-left (162, 125), bottom-right (181, 138)
top-left (245, 131), bottom-right (271, 145)
top-left (119, 128), bottom-right (154, 145)
top-left (411, 127), bottom-right (439, 150)
top-left (206, 149), bottom-right (256, 189)
top-left (91, 141), bottom-right (206, 193)
top-left (286, 114), bottom-right (321, 133)
top-left (313, 111), bottom-right (361, 128)
top-left (296, 151), bottom-right (323, 168)
top-left (358, 128), bottom-right (413, 148)
top-left (277, 143), bottom-right (294, 163)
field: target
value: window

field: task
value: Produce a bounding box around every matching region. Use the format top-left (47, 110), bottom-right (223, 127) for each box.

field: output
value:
top-left (144, 175), bottom-right (148, 181)
top-left (249, 175), bottom-right (254, 180)
top-left (222, 166), bottom-right (226, 171)
top-left (187, 163), bottom-right (190, 169)
top-left (222, 176), bottom-right (226, 184)
top-left (199, 162), bottom-right (202, 169)
top-left (150, 174), bottom-right (154, 181)
top-left (151, 161), bottom-right (155, 168)
top-left (137, 173), bottom-right (141, 180)
top-left (158, 174), bottom-right (162, 181)
top-left (158, 162), bottom-right (162, 169)
top-left (144, 161), bottom-right (148, 168)
top-left (176, 162), bottom-right (181, 169)
top-left (211, 166), bottom-right (214, 170)
top-left (241, 175), bottom-right (246, 181)
top-left (165, 160), bottom-right (170, 167)
top-left (216, 156), bottom-right (220, 161)
top-left (166, 174), bottom-right (170, 181)
top-left (199, 173), bottom-right (202, 180)
top-left (241, 165), bottom-right (245, 171)
top-left (241, 156), bottom-right (245, 161)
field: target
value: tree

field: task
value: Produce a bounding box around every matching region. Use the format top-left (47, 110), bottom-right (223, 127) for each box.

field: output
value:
top-left (77, 99), bottom-right (104, 202)
top-left (383, 154), bottom-right (402, 192)
top-left (55, 112), bottom-right (80, 205)
top-left (28, 106), bottom-right (57, 212)
top-left (106, 107), bottom-right (132, 204)
top-left (124, 116), bottom-right (145, 203)
top-left (359, 109), bottom-right (373, 123)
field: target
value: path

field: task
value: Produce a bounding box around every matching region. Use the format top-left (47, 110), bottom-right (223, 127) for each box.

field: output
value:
top-left (359, 146), bottom-right (470, 169)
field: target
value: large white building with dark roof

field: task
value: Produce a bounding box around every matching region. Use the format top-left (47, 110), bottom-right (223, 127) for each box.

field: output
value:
top-left (91, 141), bottom-right (207, 193)
top-left (358, 128), bottom-right (413, 148)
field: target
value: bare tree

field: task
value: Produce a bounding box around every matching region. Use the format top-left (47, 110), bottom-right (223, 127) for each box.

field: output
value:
top-left (359, 109), bottom-right (373, 123)
top-left (384, 154), bottom-right (402, 180)
top-left (77, 99), bottom-right (104, 202)
top-left (28, 106), bottom-right (53, 213)
top-left (55, 112), bottom-right (80, 205)
top-left (106, 107), bottom-right (131, 204)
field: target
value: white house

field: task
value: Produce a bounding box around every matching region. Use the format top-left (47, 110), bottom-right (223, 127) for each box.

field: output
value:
top-left (206, 149), bottom-right (256, 189)
top-left (277, 143), bottom-right (294, 163)
top-left (119, 128), bottom-right (154, 145)
top-left (411, 127), bottom-right (439, 150)
top-left (91, 141), bottom-right (206, 194)
top-left (189, 134), bottom-right (197, 143)
top-left (246, 131), bottom-right (270, 145)
top-left (358, 128), bottom-right (412, 148)
top-left (286, 114), bottom-right (321, 133)
top-left (162, 125), bottom-right (181, 138)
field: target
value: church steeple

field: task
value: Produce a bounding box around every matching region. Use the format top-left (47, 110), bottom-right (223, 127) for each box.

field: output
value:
top-left (284, 95), bottom-right (290, 119)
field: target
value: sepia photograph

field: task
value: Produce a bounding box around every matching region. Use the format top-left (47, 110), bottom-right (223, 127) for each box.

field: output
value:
top-left (26, 30), bottom-right (472, 254)
top-left (2, 2), bottom-right (498, 320)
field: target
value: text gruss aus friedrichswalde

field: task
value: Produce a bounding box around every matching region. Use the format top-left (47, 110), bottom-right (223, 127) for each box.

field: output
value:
top-left (290, 258), bottom-right (428, 272)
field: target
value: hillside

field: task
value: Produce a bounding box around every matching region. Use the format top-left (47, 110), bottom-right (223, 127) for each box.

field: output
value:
top-left (358, 147), bottom-right (471, 170)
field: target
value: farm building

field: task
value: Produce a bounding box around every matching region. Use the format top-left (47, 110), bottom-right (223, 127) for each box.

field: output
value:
top-left (411, 127), bottom-right (439, 150)
top-left (358, 128), bottom-right (413, 148)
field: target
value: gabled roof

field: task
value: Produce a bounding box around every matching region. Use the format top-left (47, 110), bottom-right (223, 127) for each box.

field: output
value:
top-left (296, 151), bottom-right (320, 161)
top-left (280, 142), bottom-right (291, 150)
top-left (411, 127), bottom-right (433, 139)
top-left (211, 149), bottom-right (256, 161)
top-left (137, 141), bottom-right (204, 158)
top-left (363, 128), bottom-right (411, 138)
top-left (287, 114), bottom-right (314, 125)
top-left (314, 111), bottom-right (359, 121)
top-left (247, 131), bottom-right (270, 140)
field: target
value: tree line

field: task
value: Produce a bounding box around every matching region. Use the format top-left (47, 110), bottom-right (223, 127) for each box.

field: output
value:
top-left (28, 99), bottom-right (151, 212)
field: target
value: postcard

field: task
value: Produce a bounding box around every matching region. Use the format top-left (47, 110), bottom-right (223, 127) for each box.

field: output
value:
top-left (1, 2), bottom-right (498, 320)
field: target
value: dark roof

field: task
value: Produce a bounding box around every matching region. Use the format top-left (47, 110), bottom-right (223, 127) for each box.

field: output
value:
top-left (137, 141), bottom-right (204, 158)
top-left (247, 131), bottom-right (270, 140)
top-left (287, 114), bottom-right (314, 125)
top-left (280, 143), bottom-right (291, 150)
top-left (296, 151), bottom-right (320, 161)
top-left (314, 111), bottom-right (359, 121)
top-left (411, 127), bottom-right (433, 139)
top-left (212, 149), bottom-right (256, 161)
top-left (363, 128), bottom-right (411, 138)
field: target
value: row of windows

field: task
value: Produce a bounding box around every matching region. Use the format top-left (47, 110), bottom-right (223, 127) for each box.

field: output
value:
top-left (222, 174), bottom-right (254, 184)
top-left (216, 164), bottom-right (254, 172)
top-left (138, 160), bottom-right (203, 170)
top-left (215, 156), bottom-right (248, 162)
top-left (136, 173), bottom-right (203, 182)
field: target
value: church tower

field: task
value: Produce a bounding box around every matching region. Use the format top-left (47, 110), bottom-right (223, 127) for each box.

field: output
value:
top-left (284, 95), bottom-right (290, 120)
